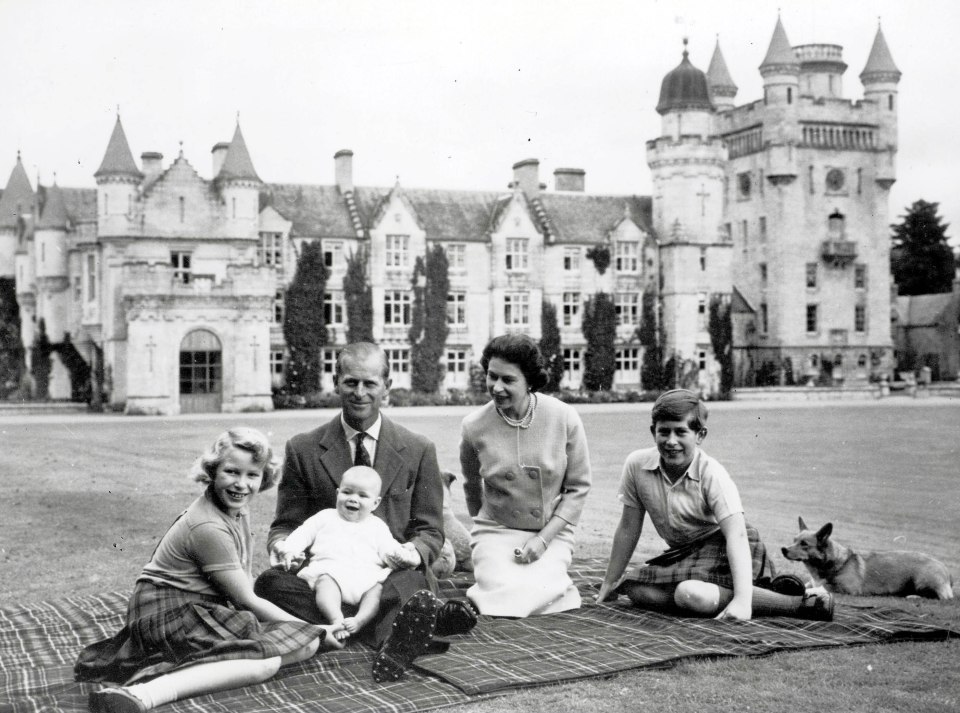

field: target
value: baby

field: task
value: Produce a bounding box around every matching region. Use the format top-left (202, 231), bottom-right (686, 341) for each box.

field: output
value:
top-left (274, 465), bottom-right (420, 639)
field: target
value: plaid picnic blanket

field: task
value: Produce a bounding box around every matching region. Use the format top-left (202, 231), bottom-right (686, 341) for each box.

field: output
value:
top-left (2, 560), bottom-right (956, 713)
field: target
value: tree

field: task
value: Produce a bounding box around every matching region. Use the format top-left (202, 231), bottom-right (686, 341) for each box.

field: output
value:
top-left (31, 318), bottom-right (52, 400)
top-left (540, 300), bottom-right (564, 391)
top-left (890, 200), bottom-right (954, 295)
top-left (408, 245), bottom-right (449, 392)
top-left (638, 285), bottom-right (664, 391)
top-left (581, 292), bottom-right (617, 391)
top-left (283, 241), bottom-right (327, 394)
top-left (344, 247), bottom-right (374, 343)
top-left (708, 293), bottom-right (734, 397)
top-left (0, 277), bottom-right (24, 395)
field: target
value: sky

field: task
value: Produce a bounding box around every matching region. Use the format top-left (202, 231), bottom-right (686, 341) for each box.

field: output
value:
top-left (1, 0), bottom-right (957, 246)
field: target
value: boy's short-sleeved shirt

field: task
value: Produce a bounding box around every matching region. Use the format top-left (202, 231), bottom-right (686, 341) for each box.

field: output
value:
top-left (618, 446), bottom-right (743, 549)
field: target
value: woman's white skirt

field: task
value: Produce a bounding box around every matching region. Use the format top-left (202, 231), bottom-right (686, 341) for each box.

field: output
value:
top-left (466, 516), bottom-right (581, 617)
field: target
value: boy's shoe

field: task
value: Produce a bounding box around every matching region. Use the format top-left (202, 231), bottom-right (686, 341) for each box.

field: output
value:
top-left (434, 598), bottom-right (478, 637)
top-left (798, 588), bottom-right (835, 622)
top-left (372, 589), bottom-right (440, 683)
top-left (89, 688), bottom-right (147, 713)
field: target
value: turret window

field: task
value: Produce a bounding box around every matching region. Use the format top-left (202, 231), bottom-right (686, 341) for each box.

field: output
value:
top-left (888, 94), bottom-right (894, 110)
top-left (787, 87), bottom-right (793, 104)
top-left (171, 251), bottom-right (192, 284)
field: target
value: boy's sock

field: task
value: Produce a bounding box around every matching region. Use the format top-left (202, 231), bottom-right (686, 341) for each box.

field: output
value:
top-left (750, 586), bottom-right (803, 615)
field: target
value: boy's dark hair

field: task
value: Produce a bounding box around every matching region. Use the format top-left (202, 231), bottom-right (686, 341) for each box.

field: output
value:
top-left (651, 389), bottom-right (708, 432)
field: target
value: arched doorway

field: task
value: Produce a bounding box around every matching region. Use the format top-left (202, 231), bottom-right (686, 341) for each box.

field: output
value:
top-left (179, 329), bottom-right (222, 413)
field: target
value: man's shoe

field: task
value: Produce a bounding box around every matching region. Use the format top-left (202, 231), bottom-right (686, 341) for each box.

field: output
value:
top-left (434, 598), bottom-right (478, 637)
top-left (372, 589), bottom-right (440, 683)
top-left (798, 588), bottom-right (835, 622)
top-left (89, 688), bottom-right (147, 713)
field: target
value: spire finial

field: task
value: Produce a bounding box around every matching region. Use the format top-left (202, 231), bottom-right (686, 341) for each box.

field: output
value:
top-left (16, 149), bottom-right (21, 161)
top-left (178, 140), bottom-right (184, 158)
top-left (682, 36), bottom-right (689, 58)
top-left (236, 110), bottom-right (240, 123)
top-left (116, 104), bottom-right (120, 118)
top-left (53, 171), bottom-right (57, 185)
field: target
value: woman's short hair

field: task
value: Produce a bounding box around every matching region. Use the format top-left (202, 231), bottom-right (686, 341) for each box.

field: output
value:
top-left (190, 427), bottom-right (282, 491)
top-left (480, 334), bottom-right (550, 392)
top-left (650, 389), bottom-right (709, 432)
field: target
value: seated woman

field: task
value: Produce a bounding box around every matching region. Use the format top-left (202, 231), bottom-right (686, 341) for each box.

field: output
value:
top-left (75, 427), bottom-right (342, 713)
top-left (459, 334), bottom-right (591, 617)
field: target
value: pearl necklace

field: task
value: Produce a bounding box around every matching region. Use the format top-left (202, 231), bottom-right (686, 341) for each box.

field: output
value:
top-left (497, 393), bottom-right (537, 469)
top-left (496, 392), bottom-right (537, 429)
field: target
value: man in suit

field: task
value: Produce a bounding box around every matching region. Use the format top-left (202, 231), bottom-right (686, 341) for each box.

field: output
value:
top-left (254, 342), bottom-right (477, 682)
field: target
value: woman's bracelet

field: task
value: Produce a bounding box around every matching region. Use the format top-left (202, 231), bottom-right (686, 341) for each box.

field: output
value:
top-left (535, 535), bottom-right (548, 551)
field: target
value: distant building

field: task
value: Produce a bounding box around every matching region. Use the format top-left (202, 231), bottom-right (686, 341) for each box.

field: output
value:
top-left (0, 17), bottom-right (901, 412)
top-left (892, 283), bottom-right (960, 381)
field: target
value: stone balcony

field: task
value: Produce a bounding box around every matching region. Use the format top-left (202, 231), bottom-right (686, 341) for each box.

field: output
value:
top-left (821, 240), bottom-right (857, 267)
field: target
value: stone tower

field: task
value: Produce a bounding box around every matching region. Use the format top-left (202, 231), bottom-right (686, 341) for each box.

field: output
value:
top-left (94, 115), bottom-right (143, 238)
top-left (647, 40), bottom-right (731, 384)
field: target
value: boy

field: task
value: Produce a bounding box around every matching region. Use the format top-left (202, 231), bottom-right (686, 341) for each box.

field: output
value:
top-left (596, 389), bottom-right (833, 621)
top-left (274, 466), bottom-right (419, 639)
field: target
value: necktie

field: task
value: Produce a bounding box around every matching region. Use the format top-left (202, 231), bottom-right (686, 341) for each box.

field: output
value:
top-left (354, 432), bottom-right (371, 467)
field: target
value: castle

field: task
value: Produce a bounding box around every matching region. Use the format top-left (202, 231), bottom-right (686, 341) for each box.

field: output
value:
top-left (0, 17), bottom-right (899, 414)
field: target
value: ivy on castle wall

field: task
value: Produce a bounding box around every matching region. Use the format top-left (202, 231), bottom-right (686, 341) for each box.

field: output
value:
top-left (31, 318), bottom-right (52, 400)
top-left (283, 241), bottom-right (327, 394)
top-left (638, 284), bottom-right (666, 391)
top-left (54, 333), bottom-right (92, 402)
top-left (408, 245), bottom-right (449, 393)
top-left (0, 278), bottom-right (24, 396)
top-left (708, 293), bottom-right (734, 397)
top-left (344, 247), bottom-right (374, 344)
top-left (581, 292), bottom-right (617, 391)
top-left (585, 246), bottom-right (611, 275)
top-left (539, 300), bottom-right (564, 392)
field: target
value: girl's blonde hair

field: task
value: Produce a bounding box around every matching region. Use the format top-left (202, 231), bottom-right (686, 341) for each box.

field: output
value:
top-left (190, 427), bottom-right (281, 491)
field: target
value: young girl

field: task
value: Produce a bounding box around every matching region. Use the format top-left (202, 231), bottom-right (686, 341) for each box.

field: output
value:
top-left (75, 427), bottom-right (342, 713)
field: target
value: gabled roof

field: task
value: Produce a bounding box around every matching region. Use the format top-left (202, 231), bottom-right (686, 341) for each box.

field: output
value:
top-left (760, 16), bottom-right (799, 72)
top-left (0, 154), bottom-right (34, 228)
top-left (36, 183), bottom-right (69, 230)
top-left (62, 187), bottom-right (98, 223)
top-left (860, 25), bottom-right (901, 82)
top-left (264, 183), bottom-right (357, 238)
top-left (730, 285), bottom-right (756, 314)
top-left (94, 116), bottom-right (143, 180)
top-left (217, 123), bottom-right (261, 183)
top-left (537, 193), bottom-right (652, 244)
top-left (707, 39), bottom-right (737, 96)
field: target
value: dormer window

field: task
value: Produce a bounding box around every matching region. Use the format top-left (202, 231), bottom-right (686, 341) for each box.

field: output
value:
top-left (505, 238), bottom-right (528, 271)
top-left (385, 235), bottom-right (409, 268)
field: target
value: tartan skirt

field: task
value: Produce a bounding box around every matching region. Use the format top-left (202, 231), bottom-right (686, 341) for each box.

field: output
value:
top-left (74, 580), bottom-right (323, 685)
top-left (625, 525), bottom-right (772, 590)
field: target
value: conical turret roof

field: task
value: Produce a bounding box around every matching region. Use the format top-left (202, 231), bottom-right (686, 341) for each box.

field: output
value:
top-left (0, 153), bottom-right (35, 228)
top-left (217, 123), bottom-right (261, 183)
top-left (860, 25), bottom-right (901, 82)
top-left (95, 116), bottom-right (143, 180)
top-left (37, 182), bottom-right (69, 230)
top-left (707, 39), bottom-right (737, 96)
top-left (656, 40), bottom-right (713, 114)
top-left (760, 16), bottom-right (799, 72)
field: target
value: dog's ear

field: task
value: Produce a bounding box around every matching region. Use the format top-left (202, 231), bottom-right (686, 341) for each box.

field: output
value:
top-left (816, 522), bottom-right (833, 543)
top-left (798, 516), bottom-right (808, 531)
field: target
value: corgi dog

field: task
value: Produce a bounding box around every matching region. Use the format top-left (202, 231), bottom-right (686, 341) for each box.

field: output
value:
top-left (782, 517), bottom-right (953, 600)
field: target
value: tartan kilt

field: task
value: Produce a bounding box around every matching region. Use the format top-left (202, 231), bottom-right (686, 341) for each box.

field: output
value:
top-left (74, 580), bottom-right (323, 685)
top-left (625, 525), bottom-right (771, 590)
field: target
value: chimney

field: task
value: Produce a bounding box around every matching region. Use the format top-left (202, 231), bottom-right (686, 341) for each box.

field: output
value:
top-left (512, 158), bottom-right (540, 197)
top-left (211, 142), bottom-right (230, 177)
top-left (554, 167), bottom-right (585, 192)
top-left (141, 152), bottom-right (163, 180)
top-left (335, 149), bottom-right (354, 192)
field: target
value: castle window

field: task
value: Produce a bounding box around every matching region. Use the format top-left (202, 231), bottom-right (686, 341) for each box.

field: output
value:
top-left (231, 197), bottom-right (236, 219)
top-left (103, 193), bottom-right (109, 215)
top-left (86, 254), bottom-right (97, 302)
top-left (698, 292), bottom-right (707, 329)
top-left (806, 263), bottom-right (818, 289)
top-left (888, 94), bottom-right (894, 111)
top-left (857, 168), bottom-right (862, 195)
top-left (258, 232), bottom-right (284, 271)
top-left (698, 349), bottom-right (708, 371)
top-left (385, 235), bottom-right (410, 268)
top-left (810, 354), bottom-right (819, 369)
top-left (384, 290), bottom-right (411, 325)
top-left (385, 348), bottom-right (409, 374)
top-left (504, 292), bottom-right (529, 326)
top-left (760, 303), bottom-right (769, 334)
top-left (563, 247), bottom-right (581, 271)
top-left (737, 172), bottom-right (752, 200)
top-left (787, 87), bottom-right (793, 104)
top-left (73, 276), bottom-right (81, 302)
top-left (615, 348), bottom-right (640, 374)
top-left (273, 289), bottom-right (285, 324)
top-left (445, 243), bottom-right (466, 270)
top-left (855, 304), bottom-right (866, 333)
top-left (700, 247), bottom-right (707, 271)
top-left (505, 238), bottom-right (529, 271)
top-left (447, 292), bottom-right (466, 326)
top-left (563, 348), bottom-right (582, 381)
top-left (562, 291), bottom-right (581, 327)
top-left (270, 350), bottom-right (285, 377)
top-left (857, 353), bottom-right (868, 368)
top-left (615, 293), bottom-right (639, 326)
top-left (741, 220), bottom-right (749, 243)
top-left (759, 216), bottom-right (767, 242)
top-left (320, 348), bottom-right (337, 374)
top-left (615, 241), bottom-right (639, 272)
top-left (854, 264), bottom-right (867, 290)
top-left (806, 304), bottom-right (818, 333)
top-left (171, 251), bottom-right (192, 284)
top-left (808, 166), bottom-right (814, 195)
top-left (446, 349), bottom-right (467, 373)
top-left (760, 263), bottom-right (768, 285)
top-left (323, 240), bottom-right (344, 269)
top-left (179, 196), bottom-right (185, 223)
top-left (40, 241), bottom-right (45, 264)
top-left (323, 291), bottom-right (345, 326)
top-left (828, 210), bottom-right (845, 237)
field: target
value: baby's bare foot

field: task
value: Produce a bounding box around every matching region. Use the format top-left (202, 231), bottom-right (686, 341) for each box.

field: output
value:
top-left (342, 616), bottom-right (360, 634)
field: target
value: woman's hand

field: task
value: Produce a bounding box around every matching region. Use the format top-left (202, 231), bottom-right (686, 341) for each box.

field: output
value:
top-left (514, 535), bottom-right (548, 564)
top-left (595, 575), bottom-right (626, 603)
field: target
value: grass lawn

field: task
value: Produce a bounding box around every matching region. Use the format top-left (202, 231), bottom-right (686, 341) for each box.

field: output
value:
top-left (1, 399), bottom-right (958, 712)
